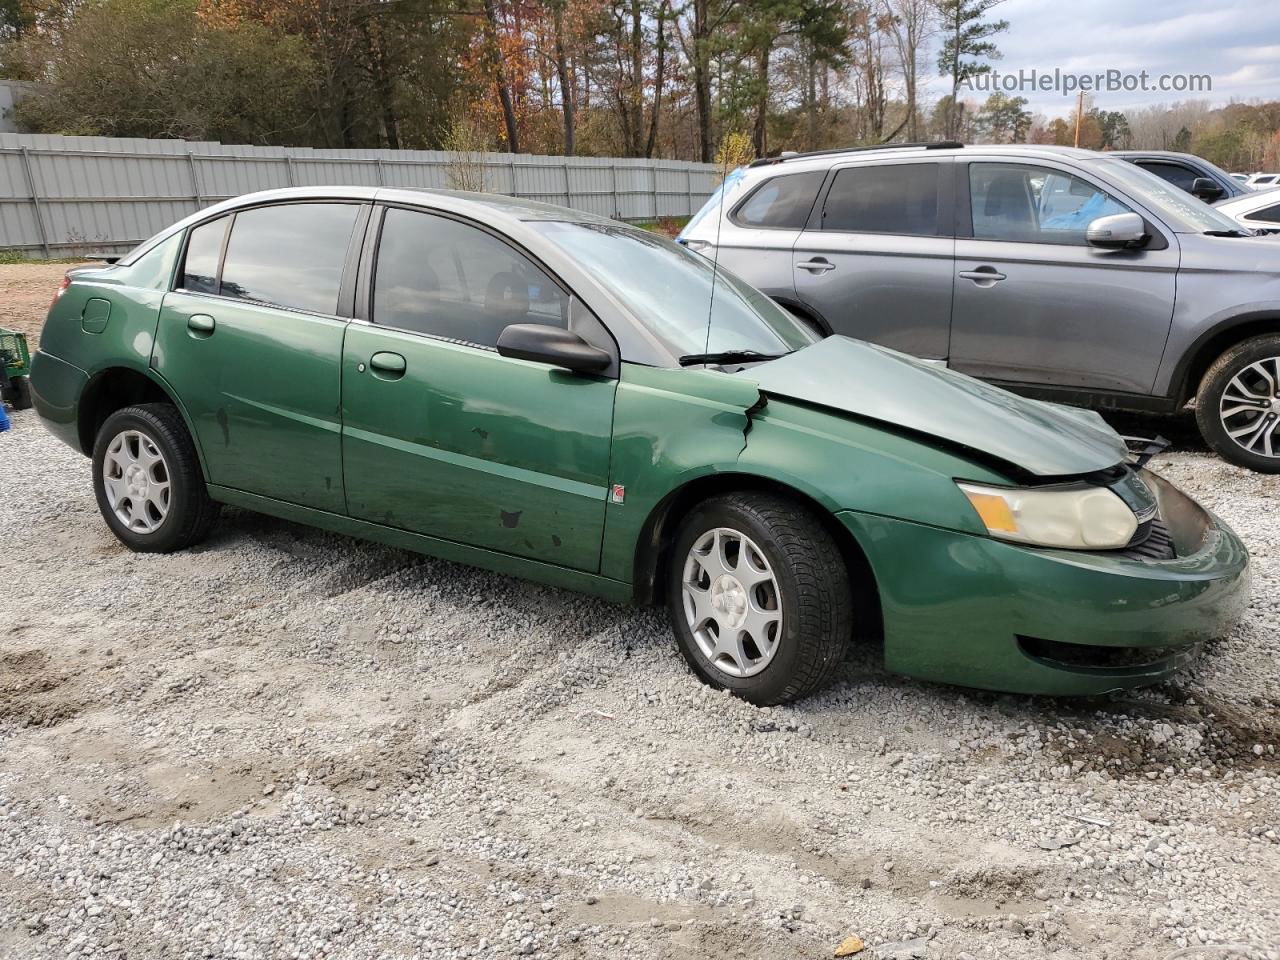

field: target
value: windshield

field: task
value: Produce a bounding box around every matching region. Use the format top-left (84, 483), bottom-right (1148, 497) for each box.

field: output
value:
top-left (530, 220), bottom-right (815, 361)
top-left (1089, 158), bottom-right (1245, 233)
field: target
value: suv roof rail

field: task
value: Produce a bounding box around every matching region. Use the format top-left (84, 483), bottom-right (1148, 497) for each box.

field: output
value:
top-left (747, 141), bottom-right (964, 168)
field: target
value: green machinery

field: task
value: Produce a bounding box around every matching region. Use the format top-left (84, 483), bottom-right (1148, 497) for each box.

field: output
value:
top-left (1, 327), bottom-right (32, 409)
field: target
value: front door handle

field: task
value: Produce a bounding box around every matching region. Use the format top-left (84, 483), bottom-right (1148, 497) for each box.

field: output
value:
top-left (369, 351), bottom-right (406, 379)
top-left (796, 258), bottom-right (836, 274)
top-left (958, 267), bottom-right (1007, 284)
top-left (187, 313), bottom-right (215, 335)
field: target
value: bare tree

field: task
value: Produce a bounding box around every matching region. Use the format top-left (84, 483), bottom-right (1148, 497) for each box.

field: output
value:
top-left (880, 0), bottom-right (935, 140)
top-left (442, 112), bottom-right (489, 192)
top-left (550, 0), bottom-right (575, 155)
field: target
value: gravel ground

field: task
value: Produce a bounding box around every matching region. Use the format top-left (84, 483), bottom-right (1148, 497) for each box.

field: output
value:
top-left (1, 264), bottom-right (1278, 960)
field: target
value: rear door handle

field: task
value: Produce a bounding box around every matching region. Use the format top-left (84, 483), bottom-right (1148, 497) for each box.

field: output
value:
top-left (187, 313), bottom-right (215, 335)
top-left (796, 258), bottom-right (836, 274)
top-left (369, 351), bottom-right (406, 379)
top-left (958, 268), bottom-right (1007, 284)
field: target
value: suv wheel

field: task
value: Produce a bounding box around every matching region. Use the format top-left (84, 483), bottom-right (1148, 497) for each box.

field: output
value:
top-left (1196, 335), bottom-right (1280, 473)
top-left (92, 403), bottom-right (220, 552)
top-left (666, 492), bottom-right (853, 705)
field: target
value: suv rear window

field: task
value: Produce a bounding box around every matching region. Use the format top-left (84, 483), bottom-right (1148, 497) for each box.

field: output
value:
top-left (732, 172), bottom-right (824, 229)
top-left (821, 164), bottom-right (938, 236)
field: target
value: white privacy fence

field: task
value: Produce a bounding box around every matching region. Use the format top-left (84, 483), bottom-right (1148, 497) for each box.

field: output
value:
top-left (0, 133), bottom-right (720, 257)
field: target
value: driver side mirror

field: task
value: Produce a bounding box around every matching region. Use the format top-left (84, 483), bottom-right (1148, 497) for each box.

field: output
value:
top-left (496, 323), bottom-right (612, 374)
top-left (1190, 177), bottom-right (1225, 202)
top-left (1086, 212), bottom-right (1148, 250)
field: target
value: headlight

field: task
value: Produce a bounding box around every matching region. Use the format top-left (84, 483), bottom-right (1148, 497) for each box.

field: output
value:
top-left (957, 481), bottom-right (1138, 550)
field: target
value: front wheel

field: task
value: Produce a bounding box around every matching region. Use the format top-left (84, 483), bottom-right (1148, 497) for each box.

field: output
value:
top-left (92, 403), bottom-right (220, 552)
top-left (666, 493), bottom-right (853, 705)
top-left (1195, 335), bottom-right (1280, 472)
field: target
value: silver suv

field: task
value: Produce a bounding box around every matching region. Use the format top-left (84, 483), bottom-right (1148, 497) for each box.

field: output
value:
top-left (679, 143), bottom-right (1280, 472)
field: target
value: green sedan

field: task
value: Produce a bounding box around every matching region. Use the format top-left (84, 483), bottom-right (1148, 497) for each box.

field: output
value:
top-left (30, 188), bottom-right (1250, 704)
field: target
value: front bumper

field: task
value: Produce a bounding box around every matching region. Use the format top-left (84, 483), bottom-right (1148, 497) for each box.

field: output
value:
top-left (837, 473), bottom-right (1250, 696)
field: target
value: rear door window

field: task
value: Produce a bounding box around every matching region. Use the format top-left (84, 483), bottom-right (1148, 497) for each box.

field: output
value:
top-left (821, 163), bottom-right (939, 236)
top-left (219, 203), bottom-right (360, 315)
top-left (733, 172), bottom-right (824, 229)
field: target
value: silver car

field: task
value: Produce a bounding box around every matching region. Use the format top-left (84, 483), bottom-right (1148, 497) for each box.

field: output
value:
top-left (1215, 187), bottom-right (1280, 235)
top-left (679, 143), bottom-right (1280, 472)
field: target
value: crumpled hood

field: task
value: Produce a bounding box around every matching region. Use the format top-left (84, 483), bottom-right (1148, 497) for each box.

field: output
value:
top-left (748, 337), bottom-right (1129, 477)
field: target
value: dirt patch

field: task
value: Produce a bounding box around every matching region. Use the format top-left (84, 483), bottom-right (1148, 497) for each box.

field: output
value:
top-left (0, 649), bottom-right (83, 728)
top-left (0, 262), bottom-right (89, 342)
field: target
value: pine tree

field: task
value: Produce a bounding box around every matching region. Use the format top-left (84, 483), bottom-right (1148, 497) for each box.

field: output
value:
top-left (935, 0), bottom-right (1007, 140)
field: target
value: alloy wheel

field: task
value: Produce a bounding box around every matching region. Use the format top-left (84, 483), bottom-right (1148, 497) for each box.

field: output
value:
top-left (681, 527), bottom-right (783, 678)
top-left (1219, 356), bottom-right (1280, 459)
top-left (102, 429), bottom-right (171, 534)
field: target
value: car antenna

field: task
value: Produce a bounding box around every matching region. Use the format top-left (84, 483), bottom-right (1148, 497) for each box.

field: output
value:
top-left (699, 146), bottom-right (734, 361)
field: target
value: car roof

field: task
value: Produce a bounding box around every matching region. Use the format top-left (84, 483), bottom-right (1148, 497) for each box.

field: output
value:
top-left (187, 185), bottom-right (619, 227)
top-left (741, 142), bottom-right (1104, 177)
top-left (1109, 150), bottom-right (1204, 162)
top-left (1217, 185), bottom-right (1280, 211)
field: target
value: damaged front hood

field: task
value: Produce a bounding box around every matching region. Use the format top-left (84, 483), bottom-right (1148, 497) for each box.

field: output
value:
top-left (748, 337), bottom-right (1129, 477)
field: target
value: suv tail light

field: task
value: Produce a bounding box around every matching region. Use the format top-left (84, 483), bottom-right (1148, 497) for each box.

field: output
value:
top-left (50, 273), bottom-right (72, 310)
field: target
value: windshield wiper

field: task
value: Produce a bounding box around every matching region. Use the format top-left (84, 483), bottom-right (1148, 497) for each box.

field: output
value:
top-left (678, 349), bottom-right (788, 367)
top-left (1203, 229), bottom-right (1249, 237)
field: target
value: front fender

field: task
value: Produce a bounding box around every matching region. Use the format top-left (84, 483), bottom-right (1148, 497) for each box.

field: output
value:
top-left (600, 363), bottom-right (761, 584)
top-left (738, 400), bottom-right (1010, 534)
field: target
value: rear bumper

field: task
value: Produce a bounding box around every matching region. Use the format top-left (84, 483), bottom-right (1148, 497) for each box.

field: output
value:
top-left (836, 477), bottom-right (1250, 696)
top-left (30, 349), bottom-right (87, 452)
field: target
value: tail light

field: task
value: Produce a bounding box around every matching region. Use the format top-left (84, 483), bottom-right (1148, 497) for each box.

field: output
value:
top-left (50, 273), bottom-right (71, 310)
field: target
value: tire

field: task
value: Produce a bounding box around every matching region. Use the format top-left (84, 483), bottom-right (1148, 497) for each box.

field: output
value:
top-left (92, 403), bottom-right (219, 552)
top-left (1195, 334), bottom-right (1280, 473)
top-left (666, 492), bottom-right (853, 706)
top-left (10, 376), bottom-right (32, 410)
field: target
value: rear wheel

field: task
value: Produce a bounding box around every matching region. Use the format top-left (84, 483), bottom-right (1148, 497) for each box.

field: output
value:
top-left (92, 403), bottom-right (219, 552)
top-left (1195, 334), bottom-right (1280, 472)
top-left (666, 493), bottom-right (853, 705)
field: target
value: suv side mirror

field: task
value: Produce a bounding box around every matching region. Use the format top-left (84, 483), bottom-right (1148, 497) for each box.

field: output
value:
top-left (496, 323), bottom-right (612, 374)
top-left (1190, 177), bottom-right (1225, 202)
top-left (1086, 212), bottom-right (1148, 250)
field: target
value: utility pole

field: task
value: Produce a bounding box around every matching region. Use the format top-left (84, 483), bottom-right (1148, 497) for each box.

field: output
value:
top-left (1073, 90), bottom-right (1084, 147)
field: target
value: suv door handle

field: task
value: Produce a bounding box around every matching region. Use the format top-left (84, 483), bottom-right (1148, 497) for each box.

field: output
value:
top-left (958, 267), bottom-right (1007, 284)
top-left (369, 351), bottom-right (407, 379)
top-left (187, 313), bottom-right (215, 335)
top-left (796, 258), bottom-right (836, 274)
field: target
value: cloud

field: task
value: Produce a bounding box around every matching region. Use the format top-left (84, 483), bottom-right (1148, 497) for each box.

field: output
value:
top-left (932, 0), bottom-right (1273, 117)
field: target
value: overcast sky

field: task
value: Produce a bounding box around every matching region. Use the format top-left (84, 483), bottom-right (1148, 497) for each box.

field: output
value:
top-left (925, 0), bottom-right (1279, 118)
